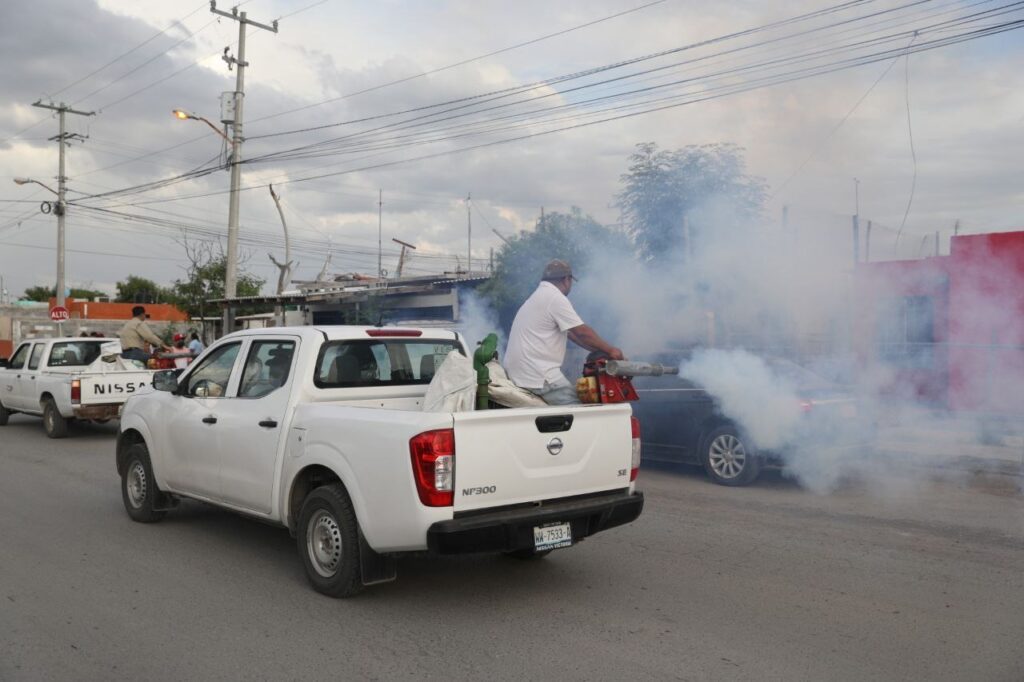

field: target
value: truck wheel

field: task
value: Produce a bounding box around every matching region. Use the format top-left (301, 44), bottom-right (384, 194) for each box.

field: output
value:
top-left (700, 425), bottom-right (761, 486)
top-left (297, 484), bottom-right (364, 598)
top-left (42, 398), bottom-right (69, 439)
top-left (121, 443), bottom-right (166, 523)
top-left (0, 401), bottom-right (9, 426)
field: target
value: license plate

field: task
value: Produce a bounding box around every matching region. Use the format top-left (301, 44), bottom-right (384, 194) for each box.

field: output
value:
top-left (534, 522), bottom-right (572, 550)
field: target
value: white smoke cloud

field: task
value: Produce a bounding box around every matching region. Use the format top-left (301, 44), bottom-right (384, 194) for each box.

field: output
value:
top-left (679, 349), bottom-right (801, 450)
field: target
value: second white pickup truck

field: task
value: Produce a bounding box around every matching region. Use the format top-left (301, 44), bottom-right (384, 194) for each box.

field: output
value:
top-left (116, 326), bottom-right (644, 597)
top-left (0, 337), bottom-right (155, 438)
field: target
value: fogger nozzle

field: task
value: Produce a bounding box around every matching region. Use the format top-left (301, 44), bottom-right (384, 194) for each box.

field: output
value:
top-left (604, 360), bottom-right (679, 377)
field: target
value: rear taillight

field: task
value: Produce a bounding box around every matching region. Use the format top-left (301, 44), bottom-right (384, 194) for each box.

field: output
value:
top-left (630, 416), bottom-right (641, 482)
top-left (799, 400), bottom-right (813, 413)
top-left (71, 379), bottom-right (81, 404)
top-left (409, 428), bottom-right (455, 506)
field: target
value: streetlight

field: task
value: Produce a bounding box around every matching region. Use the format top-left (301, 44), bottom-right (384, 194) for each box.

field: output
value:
top-left (173, 107), bottom-right (247, 335)
top-left (13, 177), bottom-right (58, 195)
top-left (12, 176), bottom-right (67, 313)
top-left (172, 109), bottom-right (233, 145)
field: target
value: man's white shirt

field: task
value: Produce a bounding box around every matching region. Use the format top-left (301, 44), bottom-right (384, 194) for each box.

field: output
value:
top-left (504, 281), bottom-right (584, 389)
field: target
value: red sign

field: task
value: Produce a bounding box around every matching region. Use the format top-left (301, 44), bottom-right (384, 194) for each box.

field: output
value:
top-left (49, 306), bottom-right (70, 322)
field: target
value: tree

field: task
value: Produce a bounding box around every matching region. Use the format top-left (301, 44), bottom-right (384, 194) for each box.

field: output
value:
top-left (479, 207), bottom-right (632, 328)
top-left (170, 240), bottom-right (264, 322)
top-left (616, 142), bottom-right (767, 261)
top-left (22, 285), bottom-right (107, 302)
top-left (116, 275), bottom-right (170, 304)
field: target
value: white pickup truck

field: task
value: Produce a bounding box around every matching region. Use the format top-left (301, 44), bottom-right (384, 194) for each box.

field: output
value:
top-left (116, 326), bottom-right (644, 597)
top-left (0, 337), bottom-right (155, 438)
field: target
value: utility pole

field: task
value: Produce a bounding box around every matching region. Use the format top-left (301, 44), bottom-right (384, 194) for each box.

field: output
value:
top-left (392, 238), bottom-right (417, 278)
top-left (31, 101), bottom-right (94, 316)
top-left (466, 193), bottom-right (472, 274)
top-left (865, 220), bottom-right (872, 263)
top-left (210, 1), bottom-right (278, 333)
top-left (852, 178), bottom-right (860, 265)
top-left (378, 189), bottom-right (383, 279)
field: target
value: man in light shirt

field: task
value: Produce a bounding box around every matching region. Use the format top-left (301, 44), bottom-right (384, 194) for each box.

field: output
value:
top-left (504, 259), bottom-right (624, 405)
top-left (118, 306), bottom-right (170, 363)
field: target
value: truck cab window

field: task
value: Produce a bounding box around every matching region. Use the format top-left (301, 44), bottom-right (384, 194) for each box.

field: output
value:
top-left (28, 344), bottom-right (45, 370)
top-left (49, 341), bottom-right (104, 367)
top-left (7, 344), bottom-right (31, 370)
top-left (315, 339), bottom-right (459, 388)
top-left (183, 342), bottom-right (241, 398)
top-left (239, 340), bottom-right (296, 398)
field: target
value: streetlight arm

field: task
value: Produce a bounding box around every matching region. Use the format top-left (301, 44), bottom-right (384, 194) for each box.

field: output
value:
top-left (12, 177), bottom-right (59, 196)
top-left (173, 109), bottom-right (232, 144)
top-left (195, 115), bottom-right (233, 145)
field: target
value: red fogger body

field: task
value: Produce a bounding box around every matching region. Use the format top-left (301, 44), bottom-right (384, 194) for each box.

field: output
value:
top-left (578, 358), bottom-right (679, 404)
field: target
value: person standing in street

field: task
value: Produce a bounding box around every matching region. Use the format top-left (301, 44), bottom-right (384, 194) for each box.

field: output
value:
top-left (118, 306), bottom-right (170, 363)
top-left (188, 332), bottom-right (205, 357)
top-left (504, 259), bottom-right (624, 405)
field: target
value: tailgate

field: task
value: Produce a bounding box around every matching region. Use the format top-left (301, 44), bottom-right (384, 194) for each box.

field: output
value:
top-left (452, 403), bottom-right (633, 511)
top-left (79, 372), bottom-right (154, 405)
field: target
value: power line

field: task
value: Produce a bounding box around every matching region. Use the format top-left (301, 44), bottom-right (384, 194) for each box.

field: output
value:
top-left (895, 32), bottom-right (920, 249)
top-left (71, 2), bottom-right (1024, 211)
top-left (246, 0), bottom-right (671, 128)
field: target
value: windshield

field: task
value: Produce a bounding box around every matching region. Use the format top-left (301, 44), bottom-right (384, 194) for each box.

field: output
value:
top-left (314, 339), bottom-right (460, 388)
top-left (48, 341), bottom-right (105, 367)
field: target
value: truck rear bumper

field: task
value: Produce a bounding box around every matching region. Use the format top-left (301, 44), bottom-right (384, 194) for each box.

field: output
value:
top-left (426, 490), bottom-right (643, 554)
top-left (72, 404), bottom-right (122, 421)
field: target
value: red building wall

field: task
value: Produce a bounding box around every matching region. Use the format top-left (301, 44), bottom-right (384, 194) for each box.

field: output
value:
top-left (856, 230), bottom-right (1024, 415)
top-left (51, 298), bottom-right (189, 322)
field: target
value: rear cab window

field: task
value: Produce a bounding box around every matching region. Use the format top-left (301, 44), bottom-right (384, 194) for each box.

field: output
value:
top-left (314, 338), bottom-right (460, 388)
top-left (48, 341), bottom-right (105, 367)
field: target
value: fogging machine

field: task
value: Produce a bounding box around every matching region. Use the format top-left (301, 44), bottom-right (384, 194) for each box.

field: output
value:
top-left (577, 357), bottom-right (679, 404)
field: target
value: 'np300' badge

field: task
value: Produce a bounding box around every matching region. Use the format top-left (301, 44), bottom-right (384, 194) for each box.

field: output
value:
top-left (547, 437), bottom-right (564, 456)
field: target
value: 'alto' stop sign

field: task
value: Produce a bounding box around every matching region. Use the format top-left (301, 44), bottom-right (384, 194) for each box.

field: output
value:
top-left (49, 306), bottom-right (70, 322)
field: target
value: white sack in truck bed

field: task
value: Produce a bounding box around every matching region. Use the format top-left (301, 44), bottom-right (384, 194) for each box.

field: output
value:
top-left (422, 350), bottom-right (476, 412)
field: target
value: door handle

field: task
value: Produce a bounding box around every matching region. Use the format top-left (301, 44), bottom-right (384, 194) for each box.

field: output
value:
top-left (258, 419), bottom-right (278, 428)
top-left (202, 416), bottom-right (217, 424)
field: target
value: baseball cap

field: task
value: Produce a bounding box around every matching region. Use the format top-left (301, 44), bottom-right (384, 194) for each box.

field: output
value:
top-left (173, 333), bottom-right (185, 342)
top-left (542, 259), bottom-right (577, 281)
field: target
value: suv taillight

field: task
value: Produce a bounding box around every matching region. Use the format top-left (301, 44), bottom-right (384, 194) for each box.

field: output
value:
top-left (630, 416), bottom-right (641, 482)
top-left (409, 428), bottom-right (455, 506)
top-left (71, 379), bottom-right (81, 404)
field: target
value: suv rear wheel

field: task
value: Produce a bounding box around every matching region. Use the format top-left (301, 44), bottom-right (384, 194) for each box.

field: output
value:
top-left (701, 425), bottom-right (761, 486)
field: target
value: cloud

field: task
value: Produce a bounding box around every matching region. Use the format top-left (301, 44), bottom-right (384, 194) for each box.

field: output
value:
top-left (1, 0), bottom-right (1022, 299)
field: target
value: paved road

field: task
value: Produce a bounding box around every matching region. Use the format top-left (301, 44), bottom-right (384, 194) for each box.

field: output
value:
top-left (1, 414), bottom-right (1022, 681)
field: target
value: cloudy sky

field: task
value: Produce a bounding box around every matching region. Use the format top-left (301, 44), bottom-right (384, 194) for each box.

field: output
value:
top-left (1, 0), bottom-right (1021, 300)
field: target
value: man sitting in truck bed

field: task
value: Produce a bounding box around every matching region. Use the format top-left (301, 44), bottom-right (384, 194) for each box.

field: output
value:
top-left (504, 259), bottom-right (624, 405)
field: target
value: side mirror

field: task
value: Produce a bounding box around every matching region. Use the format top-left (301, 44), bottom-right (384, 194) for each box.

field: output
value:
top-left (152, 370), bottom-right (178, 393)
top-left (0, 358), bottom-right (8, 368)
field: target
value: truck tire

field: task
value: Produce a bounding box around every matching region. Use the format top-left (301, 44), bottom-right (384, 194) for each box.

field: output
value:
top-left (700, 425), bottom-right (761, 486)
top-left (297, 484), bottom-right (364, 598)
top-left (121, 443), bottom-right (167, 523)
top-left (0, 400), bottom-right (9, 426)
top-left (42, 398), bottom-right (69, 439)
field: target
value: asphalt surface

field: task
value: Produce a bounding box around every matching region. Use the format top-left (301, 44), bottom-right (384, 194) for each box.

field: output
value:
top-left (1, 413), bottom-right (1022, 681)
